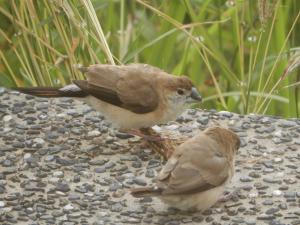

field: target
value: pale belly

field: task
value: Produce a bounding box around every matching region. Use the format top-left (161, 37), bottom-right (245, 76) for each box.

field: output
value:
top-left (159, 185), bottom-right (225, 211)
top-left (83, 96), bottom-right (184, 130)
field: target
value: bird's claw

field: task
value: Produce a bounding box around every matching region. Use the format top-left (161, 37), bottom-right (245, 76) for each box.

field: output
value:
top-left (125, 129), bottom-right (165, 142)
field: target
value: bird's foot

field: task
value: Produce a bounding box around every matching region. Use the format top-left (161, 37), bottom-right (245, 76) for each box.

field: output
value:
top-left (122, 127), bottom-right (176, 160)
top-left (125, 129), bottom-right (165, 142)
top-left (142, 134), bottom-right (165, 142)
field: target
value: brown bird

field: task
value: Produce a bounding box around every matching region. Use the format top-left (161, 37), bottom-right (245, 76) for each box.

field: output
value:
top-left (15, 64), bottom-right (201, 130)
top-left (131, 126), bottom-right (240, 211)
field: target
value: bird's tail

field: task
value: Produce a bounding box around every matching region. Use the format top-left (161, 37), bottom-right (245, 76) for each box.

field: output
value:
top-left (131, 186), bottom-right (162, 198)
top-left (14, 86), bottom-right (87, 98)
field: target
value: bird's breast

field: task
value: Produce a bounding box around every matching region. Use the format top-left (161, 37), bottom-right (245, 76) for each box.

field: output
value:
top-left (161, 102), bottom-right (186, 122)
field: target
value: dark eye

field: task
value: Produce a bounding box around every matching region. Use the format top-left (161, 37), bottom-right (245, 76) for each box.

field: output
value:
top-left (177, 89), bottom-right (184, 95)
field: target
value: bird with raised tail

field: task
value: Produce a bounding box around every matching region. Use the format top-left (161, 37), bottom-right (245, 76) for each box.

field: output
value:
top-left (131, 126), bottom-right (240, 211)
top-left (15, 64), bottom-right (202, 130)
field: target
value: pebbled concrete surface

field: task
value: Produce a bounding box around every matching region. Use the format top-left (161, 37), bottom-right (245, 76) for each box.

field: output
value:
top-left (0, 87), bottom-right (299, 225)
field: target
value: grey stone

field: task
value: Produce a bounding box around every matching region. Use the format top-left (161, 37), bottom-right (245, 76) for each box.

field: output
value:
top-left (56, 157), bottom-right (75, 166)
top-left (68, 194), bottom-right (81, 201)
top-left (109, 182), bottom-right (122, 192)
top-left (265, 207), bottom-right (280, 215)
top-left (110, 202), bottom-right (123, 212)
top-left (218, 111), bottom-right (233, 117)
top-left (263, 178), bottom-right (281, 184)
top-left (133, 178), bottom-right (147, 186)
top-left (279, 120), bottom-right (297, 128)
top-left (291, 220), bottom-right (300, 225)
top-left (257, 214), bottom-right (276, 220)
top-left (0, 201), bottom-right (5, 208)
top-left (94, 167), bottom-right (106, 173)
top-left (55, 182), bottom-right (70, 192)
top-left (240, 176), bottom-right (253, 182)
top-left (248, 171), bottom-right (261, 178)
top-left (197, 116), bottom-right (209, 125)
top-left (2, 159), bottom-right (13, 167)
top-left (263, 199), bottom-right (274, 205)
top-left (89, 159), bottom-right (107, 166)
top-left (140, 197), bottom-right (152, 203)
top-left (132, 160), bottom-right (142, 168)
top-left (147, 159), bottom-right (161, 168)
top-left (115, 132), bottom-right (134, 139)
top-left (279, 203), bottom-right (288, 210)
top-left (73, 175), bottom-right (81, 183)
top-left (105, 161), bottom-right (115, 169)
top-left (284, 191), bottom-right (296, 198)
top-left (145, 169), bottom-right (155, 178)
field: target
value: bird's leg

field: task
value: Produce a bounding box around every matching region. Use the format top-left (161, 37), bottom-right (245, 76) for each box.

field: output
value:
top-left (139, 127), bottom-right (166, 141)
top-left (140, 127), bottom-right (176, 160)
top-left (121, 127), bottom-right (176, 160)
top-left (218, 187), bottom-right (242, 202)
top-left (125, 129), bottom-right (164, 142)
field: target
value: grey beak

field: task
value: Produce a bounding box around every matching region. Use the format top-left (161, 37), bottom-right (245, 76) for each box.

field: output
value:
top-left (190, 87), bottom-right (202, 102)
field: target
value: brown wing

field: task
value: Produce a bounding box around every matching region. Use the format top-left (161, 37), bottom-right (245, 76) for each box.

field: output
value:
top-left (73, 80), bottom-right (122, 106)
top-left (115, 70), bottom-right (159, 113)
top-left (157, 134), bottom-right (230, 195)
top-left (75, 64), bottom-right (160, 114)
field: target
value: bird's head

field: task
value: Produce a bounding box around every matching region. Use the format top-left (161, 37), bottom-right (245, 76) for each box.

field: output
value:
top-left (204, 126), bottom-right (241, 154)
top-left (162, 76), bottom-right (202, 108)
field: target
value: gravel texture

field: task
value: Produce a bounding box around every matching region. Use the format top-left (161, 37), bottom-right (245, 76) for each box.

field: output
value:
top-left (0, 87), bottom-right (299, 225)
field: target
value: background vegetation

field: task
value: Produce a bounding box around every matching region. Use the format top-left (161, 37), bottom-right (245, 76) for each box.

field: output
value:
top-left (0, 0), bottom-right (300, 117)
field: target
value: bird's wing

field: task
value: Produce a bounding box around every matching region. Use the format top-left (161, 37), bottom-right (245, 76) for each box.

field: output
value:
top-left (157, 135), bottom-right (230, 195)
top-left (115, 70), bottom-right (159, 113)
top-left (73, 80), bottom-right (123, 106)
top-left (76, 64), bottom-right (159, 114)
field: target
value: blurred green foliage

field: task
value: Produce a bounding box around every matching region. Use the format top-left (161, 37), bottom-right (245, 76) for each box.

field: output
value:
top-left (0, 0), bottom-right (299, 117)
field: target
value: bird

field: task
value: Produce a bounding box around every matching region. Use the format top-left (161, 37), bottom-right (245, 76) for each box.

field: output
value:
top-left (15, 64), bottom-right (202, 131)
top-left (131, 126), bottom-right (240, 211)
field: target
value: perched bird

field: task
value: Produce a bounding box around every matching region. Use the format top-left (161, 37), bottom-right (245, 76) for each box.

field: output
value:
top-left (15, 64), bottom-right (201, 130)
top-left (131, 126), bottom-right (240, 211)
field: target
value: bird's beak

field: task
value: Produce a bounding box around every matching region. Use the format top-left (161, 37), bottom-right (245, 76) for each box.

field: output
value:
top-left (189, 87), bottom-right (202, 102)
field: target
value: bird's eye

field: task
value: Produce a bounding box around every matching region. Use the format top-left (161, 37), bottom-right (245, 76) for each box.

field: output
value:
top-left (177, 89), bottom-right (184, 95)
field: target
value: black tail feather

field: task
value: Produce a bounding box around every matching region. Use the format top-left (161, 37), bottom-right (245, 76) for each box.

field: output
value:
top-left (14, 86), bottom-right (88, 98)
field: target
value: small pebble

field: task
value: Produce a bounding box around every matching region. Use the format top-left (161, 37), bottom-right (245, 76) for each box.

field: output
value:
top-left (63, 204), bottom-right (74, 211)
top-left (3, 115), bottom-right (12, 122)
top-left (87, 130), bottom-right (101, 137)
top-left (249, 192), bottom-right (258, 198)
top-left (273, 157), bottom-right (283, 163)
top-left (273, 190), bottom-right (282, 197)
top-left (53, 171), bottom-right (64, 178)
top-left (0, 201), bottom-right (5, 208)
